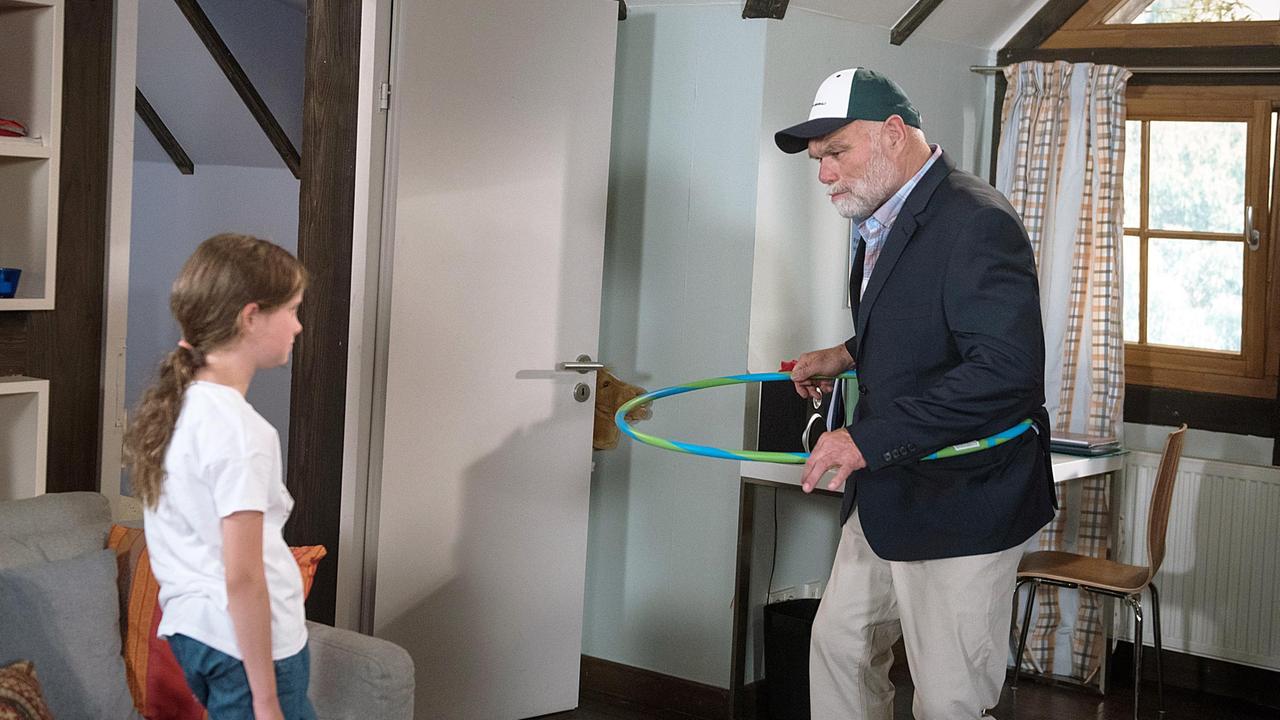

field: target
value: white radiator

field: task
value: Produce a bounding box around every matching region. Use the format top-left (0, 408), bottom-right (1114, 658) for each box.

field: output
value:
top-left (1114, 452), bottom-right (1280, 671)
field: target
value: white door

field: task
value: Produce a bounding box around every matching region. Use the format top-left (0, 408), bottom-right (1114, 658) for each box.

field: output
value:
top-left (371, 1), bottom-right (618, 718)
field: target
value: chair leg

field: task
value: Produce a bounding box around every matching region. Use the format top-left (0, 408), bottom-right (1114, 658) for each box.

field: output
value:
top-left (1012, 579), bottom-right (1038, 690)
top-left (1129, 595), bottom-right (1144, 720)
top-left (1010, 578), bottom-right (1029, 654)
top-left (1150, 583), bottom-right (1165, 718)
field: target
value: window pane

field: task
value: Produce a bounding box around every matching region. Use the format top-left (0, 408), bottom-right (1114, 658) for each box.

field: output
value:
top-left (1124, 235), bottom-right (1140, 342)
top-left (1147, 238), bottom-right (1242, 351)
top-left (1148, 121), bottom-right (1246, 234)
top-left (1109, 0), bottom-right (1280, 23)
top-left (1124, 121), bottom-right (1142, 229)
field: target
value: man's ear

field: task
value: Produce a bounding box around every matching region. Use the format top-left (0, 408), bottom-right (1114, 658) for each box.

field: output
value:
top-left (881, 115), bottom-right (908, 150)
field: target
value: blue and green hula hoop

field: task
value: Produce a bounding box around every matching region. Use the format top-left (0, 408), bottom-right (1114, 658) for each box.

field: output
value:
top-left (613, 371), bottom-right (1033, 465)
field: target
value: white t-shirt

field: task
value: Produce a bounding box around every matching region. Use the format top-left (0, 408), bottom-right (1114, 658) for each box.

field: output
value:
top-left (144, 381), bottom-right (307, 661)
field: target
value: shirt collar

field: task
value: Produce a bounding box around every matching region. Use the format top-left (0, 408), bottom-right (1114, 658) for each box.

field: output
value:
top-left (857, 144), bottom-right (942, 240)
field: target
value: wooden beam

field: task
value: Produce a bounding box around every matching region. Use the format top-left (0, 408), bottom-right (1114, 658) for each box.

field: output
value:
top-left (890, 0), bottom-right (945, 46)
top-left (285, 0), bottom-right (361, 625)
top-left (741, 0), bottom-right (788, 20)
top-left (27, 0), bottom-right (114, 493)
top-left (135, 89), bottom-right (194, 175)
top-left (1001, 0), bottom-right (1091, 53)
top-left (172, 0), bottom-right (301, 178)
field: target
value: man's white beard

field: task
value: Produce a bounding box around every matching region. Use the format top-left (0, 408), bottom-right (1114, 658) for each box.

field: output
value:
top-left (830, 143), bottom-right (896, 221)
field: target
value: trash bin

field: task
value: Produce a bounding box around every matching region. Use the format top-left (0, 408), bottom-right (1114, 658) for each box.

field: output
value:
top-left (763, 598), bottom-right (820, 720)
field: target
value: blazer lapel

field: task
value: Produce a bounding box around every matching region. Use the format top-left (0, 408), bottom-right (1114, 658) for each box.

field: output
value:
top-left (854, 151), bottom-right (955, 339)
top-left (849, 235), bottom-right (865, 344)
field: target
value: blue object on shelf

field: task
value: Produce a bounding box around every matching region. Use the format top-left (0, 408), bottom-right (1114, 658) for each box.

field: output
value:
top-left (0, 268), bottom-right (21, 298)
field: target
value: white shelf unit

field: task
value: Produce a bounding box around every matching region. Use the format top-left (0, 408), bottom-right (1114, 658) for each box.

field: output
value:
top-left (0, 375), bottom-right (48, 500)
top-left (0, 0), bottom-right (62, 311)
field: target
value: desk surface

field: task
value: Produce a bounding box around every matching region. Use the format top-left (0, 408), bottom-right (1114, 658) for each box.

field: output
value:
top-left (740, 451), bottom-right (1125, 488)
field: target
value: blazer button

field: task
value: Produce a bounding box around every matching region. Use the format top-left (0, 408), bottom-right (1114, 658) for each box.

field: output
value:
top-left (859, 384), bottom-right (869, 395)
top-left (882, 451), bottom-right (893, 463)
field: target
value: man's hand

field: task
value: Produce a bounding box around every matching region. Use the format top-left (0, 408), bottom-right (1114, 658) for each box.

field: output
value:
top-left (801, 428), bottom-right (867, 493)
top-left (790, 344), bottom-right (855, 402)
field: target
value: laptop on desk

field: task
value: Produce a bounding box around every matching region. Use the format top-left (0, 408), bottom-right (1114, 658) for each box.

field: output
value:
top-left (1050, 431), bottom-right (1121, 456)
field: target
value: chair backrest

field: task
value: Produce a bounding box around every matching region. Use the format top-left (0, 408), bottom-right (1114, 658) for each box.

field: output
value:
top-left (1145, 424), bottom-right (1187, 577)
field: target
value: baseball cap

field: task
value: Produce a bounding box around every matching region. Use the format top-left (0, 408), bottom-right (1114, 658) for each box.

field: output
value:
top-left (774, 67), bottom-right (922, 154)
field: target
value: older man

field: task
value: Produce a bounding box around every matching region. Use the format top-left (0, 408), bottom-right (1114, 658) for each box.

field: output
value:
top-left (779, 68), bottom-right (1056, 719)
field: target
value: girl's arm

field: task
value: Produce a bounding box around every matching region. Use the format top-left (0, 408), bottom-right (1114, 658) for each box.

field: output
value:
top-left (223, 511), bottom-right (284, 720)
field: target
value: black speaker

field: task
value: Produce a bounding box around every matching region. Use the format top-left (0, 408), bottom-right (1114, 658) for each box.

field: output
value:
top-left (757, 380), bottom-right (834, 454)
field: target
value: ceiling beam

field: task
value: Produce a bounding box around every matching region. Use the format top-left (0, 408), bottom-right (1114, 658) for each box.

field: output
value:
top-left (135, 88), bottom-right (194, 175)
top-left (1001, 0), bottom-right (1091, 53)
top-left (890, 0), bottom-right (945, 46)
top-left (742, 0), bottom-right (788, 20)
top-left (172, 0), bottom-right (301, 179)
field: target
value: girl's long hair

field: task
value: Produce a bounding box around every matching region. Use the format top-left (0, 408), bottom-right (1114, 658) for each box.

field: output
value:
top-left (124, 234), bottom-right (307, 508)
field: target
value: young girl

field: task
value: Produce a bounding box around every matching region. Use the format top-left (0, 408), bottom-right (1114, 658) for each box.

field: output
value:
top-left (125, 234), bottom-right (312, 719)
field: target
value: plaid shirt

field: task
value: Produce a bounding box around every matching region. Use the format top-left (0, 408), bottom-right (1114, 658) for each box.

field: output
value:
top-left (856, 144), bottom-right (942, 299)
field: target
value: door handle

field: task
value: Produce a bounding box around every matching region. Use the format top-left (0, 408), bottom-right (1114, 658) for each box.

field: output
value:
top-left (1245, 206), bottom-right (1261, 251)
top-left (558, 354), bottom-right (605, 373)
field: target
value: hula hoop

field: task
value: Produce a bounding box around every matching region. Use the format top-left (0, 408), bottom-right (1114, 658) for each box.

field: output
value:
top-left (613, 371), bottom-right (1034, 465)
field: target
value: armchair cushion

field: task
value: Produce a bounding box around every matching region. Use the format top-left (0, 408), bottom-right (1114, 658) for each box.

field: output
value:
top-left (0, 549), bottom-right (141, 719)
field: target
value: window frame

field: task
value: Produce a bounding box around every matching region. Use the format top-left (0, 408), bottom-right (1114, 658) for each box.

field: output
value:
top-left (1122, 85), bottom-right (1279, 398)
top-left (1042, 0), bottom-right (1280, 49)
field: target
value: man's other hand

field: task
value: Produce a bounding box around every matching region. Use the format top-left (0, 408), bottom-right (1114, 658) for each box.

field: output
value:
top-left (801, 428), bottom-right (866, 493)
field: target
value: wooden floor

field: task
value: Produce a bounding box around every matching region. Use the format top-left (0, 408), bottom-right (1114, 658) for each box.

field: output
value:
top-left (550, 665), bottom-right (1277, 720)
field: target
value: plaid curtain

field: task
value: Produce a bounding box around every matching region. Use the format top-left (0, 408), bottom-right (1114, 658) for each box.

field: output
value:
top-left (997, 60), bottom-right (1130, 681)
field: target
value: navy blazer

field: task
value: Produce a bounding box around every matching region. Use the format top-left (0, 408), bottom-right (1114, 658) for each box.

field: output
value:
top-left (840, 151), bottom-right (1056, 561)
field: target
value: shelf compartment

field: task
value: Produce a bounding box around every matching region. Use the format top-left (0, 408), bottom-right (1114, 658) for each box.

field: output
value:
top-left (0, 156), bottom-right (57, 308)
top-left (0, 375), bottom-right (48, 500)
top-left (0, 0), bottom-right (61, 150)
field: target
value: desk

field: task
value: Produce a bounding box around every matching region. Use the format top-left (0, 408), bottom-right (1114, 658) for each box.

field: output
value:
top-left (727, 452), bottom-right (1125, 717)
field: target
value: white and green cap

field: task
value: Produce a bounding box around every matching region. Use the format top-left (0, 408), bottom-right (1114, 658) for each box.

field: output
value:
top-left (774, 67), bottom-right (922, 154)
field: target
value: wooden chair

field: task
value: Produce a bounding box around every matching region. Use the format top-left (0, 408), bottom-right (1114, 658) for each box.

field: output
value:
top-left (1012, 424), bottom-right (1186, 719)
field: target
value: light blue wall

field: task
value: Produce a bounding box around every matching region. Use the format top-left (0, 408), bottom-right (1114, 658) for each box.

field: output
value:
top-left (586, 4), bottom-right (766, 687)
top-left (123, 159), bottom-right (300, 494)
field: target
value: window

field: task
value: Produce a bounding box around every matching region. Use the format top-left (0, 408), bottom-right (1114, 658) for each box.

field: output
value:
top-left (1041, 0), bottom-right (1280, 48)
top-left (1122, 85), bottom-right (1279, 397)
top-left (1106, 0), bottom-right (1280, 24)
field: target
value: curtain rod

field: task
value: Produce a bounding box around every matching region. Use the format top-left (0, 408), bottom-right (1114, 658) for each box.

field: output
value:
top-left (970, 65), bottom-right (1280, 75)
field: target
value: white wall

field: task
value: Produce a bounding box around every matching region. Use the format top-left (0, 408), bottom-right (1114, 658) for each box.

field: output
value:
top-left (586, 4), bottom-right (766, 686)
top-left (123, 158), bottom-right (300, 493)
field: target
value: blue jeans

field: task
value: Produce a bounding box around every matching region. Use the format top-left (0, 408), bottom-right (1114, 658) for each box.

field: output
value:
top-left (167, 634), bottom-right (316, 720)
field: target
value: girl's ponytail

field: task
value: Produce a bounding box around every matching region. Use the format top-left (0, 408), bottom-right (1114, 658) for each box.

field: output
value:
top-left (125, 345), bottom-right (203, 507)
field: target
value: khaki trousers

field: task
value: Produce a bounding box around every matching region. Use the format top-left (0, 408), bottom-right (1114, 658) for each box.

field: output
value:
top-left (809, 510), bottom-right (1023, 720)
